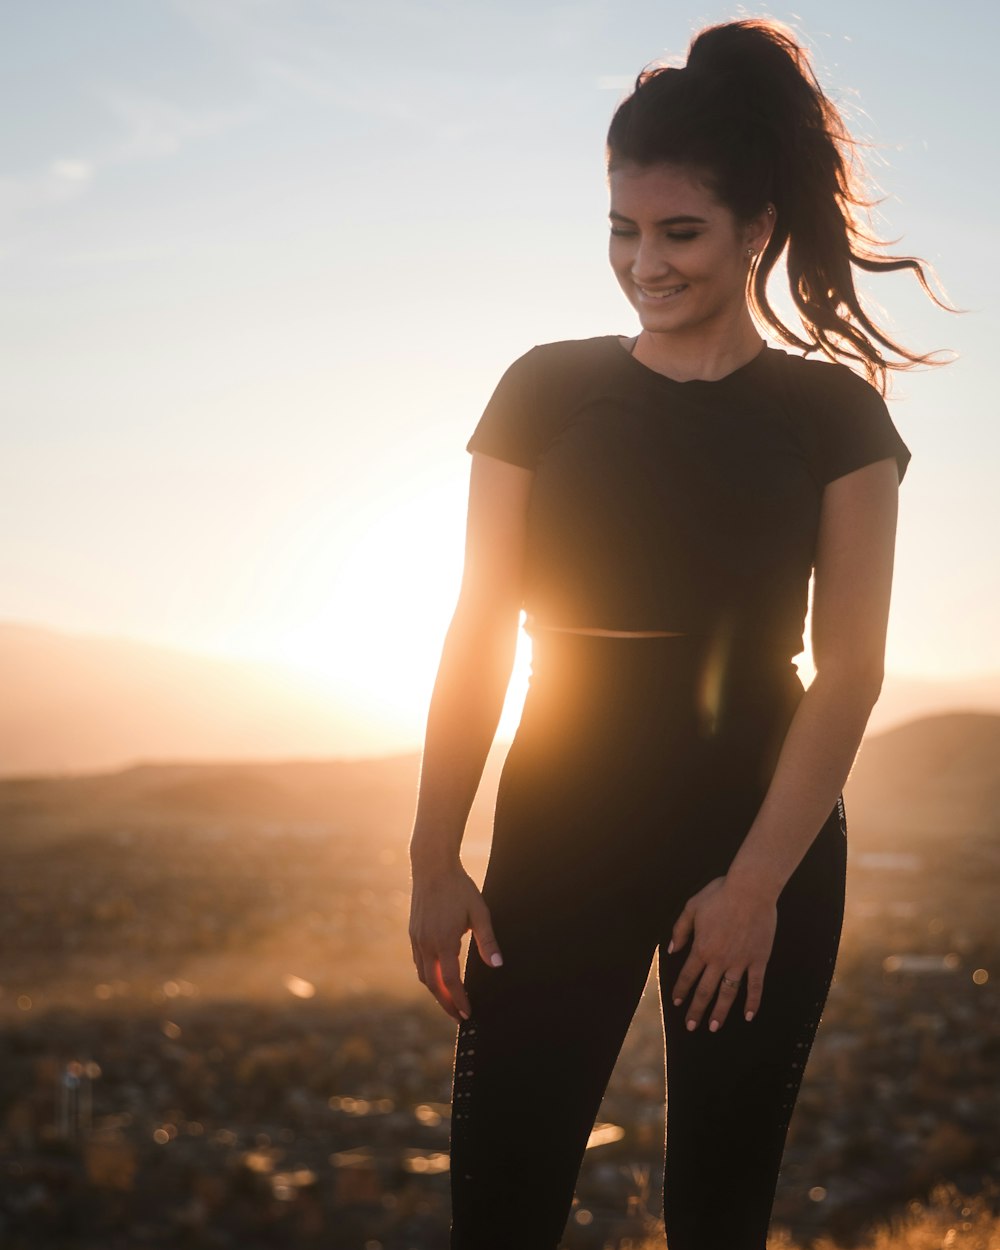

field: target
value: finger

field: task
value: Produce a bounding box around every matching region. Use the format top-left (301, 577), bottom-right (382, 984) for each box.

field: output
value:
top-left (708, 971), bottom-right (743, 1032)
top-left (684, 964), bottom-right (724, 1031)
top-left (471, 902), bottom-right (504, 972)
top-left (417, 947), bottom-right (457, 1021)
top-left (430, 956), bottom-right (463, 1023)
top-left (439, 947), bottom-right (472, 1021)
top-left (667, 902), bottom-right (695, 957)
top-left (670, 952), bottom-right (704, 1009)
top-left (744, 962), bottom-right (766, 1022)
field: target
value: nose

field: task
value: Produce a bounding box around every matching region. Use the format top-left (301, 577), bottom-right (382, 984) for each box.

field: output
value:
top-left (629, 234), bottom-right (672, 285)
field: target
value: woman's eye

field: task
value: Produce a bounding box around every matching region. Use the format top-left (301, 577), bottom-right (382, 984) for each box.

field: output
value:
top-left (609, 228), bottom-right (698, 241)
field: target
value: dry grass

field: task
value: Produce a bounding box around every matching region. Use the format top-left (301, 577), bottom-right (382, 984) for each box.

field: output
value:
top-left (602, 1179), bottom-right (1000, 1250)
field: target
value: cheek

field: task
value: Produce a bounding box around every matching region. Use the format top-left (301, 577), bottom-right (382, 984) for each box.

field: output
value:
top-left (608, 251), bottom-right (634, 288)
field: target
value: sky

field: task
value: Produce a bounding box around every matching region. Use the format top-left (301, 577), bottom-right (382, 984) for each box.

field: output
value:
top-left (2, 0), bottom-right (997, 748)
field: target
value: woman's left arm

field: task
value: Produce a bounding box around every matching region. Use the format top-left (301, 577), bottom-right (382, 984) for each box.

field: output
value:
top-left (668, 456), bottom-right (901, 1029)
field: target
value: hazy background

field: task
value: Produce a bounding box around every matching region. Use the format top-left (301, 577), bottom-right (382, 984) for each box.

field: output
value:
top-left (2, 0), bottom-right (997, 769)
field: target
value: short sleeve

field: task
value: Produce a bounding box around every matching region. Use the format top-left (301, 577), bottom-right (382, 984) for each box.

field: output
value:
top-left (818, 366), bottom-right (911, 486)
top-left (465, 347), bottom-right (543, 470)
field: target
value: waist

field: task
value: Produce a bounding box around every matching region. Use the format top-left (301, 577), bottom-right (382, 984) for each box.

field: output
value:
top-left (520, 621), bottom-right (803, 757)
top-left (525, 613), bottom-right (795, 658)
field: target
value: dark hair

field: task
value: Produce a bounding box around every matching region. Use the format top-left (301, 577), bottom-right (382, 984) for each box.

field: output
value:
top-left (606, 17), bottom-right (956, 395)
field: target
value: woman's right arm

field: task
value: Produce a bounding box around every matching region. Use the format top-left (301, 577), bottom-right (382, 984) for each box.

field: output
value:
top-left (408, 451), bottom-right (533, 1022)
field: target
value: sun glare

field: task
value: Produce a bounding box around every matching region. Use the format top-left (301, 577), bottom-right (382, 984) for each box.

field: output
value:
top-left (269, 477), bottom-right (532, 748)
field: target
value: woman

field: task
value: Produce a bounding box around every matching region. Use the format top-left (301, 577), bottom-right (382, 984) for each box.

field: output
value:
top-left (408, 17), bottom-right (952, 1250)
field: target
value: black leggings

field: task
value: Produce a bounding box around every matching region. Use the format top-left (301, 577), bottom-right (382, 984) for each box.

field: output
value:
top-left (449, 630), bottom-right (847, 1250)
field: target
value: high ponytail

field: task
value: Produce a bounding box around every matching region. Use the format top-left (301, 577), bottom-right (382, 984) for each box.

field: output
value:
top-left (606, 18), bottom-right (956, 395)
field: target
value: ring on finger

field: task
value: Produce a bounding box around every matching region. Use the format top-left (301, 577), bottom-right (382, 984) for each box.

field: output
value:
top-left (721, 974), bottom-right (741, 988)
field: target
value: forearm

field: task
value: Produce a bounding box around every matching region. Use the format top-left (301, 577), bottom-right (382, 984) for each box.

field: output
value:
top-left (409, 604), bottom-right (520, 874)
top-left (725, 668), bottom-right (882, 902)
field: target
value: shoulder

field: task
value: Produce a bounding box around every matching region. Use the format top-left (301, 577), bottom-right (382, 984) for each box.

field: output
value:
top-left (517, 336), bottom-right (619, 399)
top-left (466, 337), bottom-right (616, 469)
top-left (768, 348), bottom-right (886, 410)
top-left (530, 335), bottom-right (618, 360)
top-left (768, 350), bottom-right (910, 485)
top-left (467, 337), bottom-right (610, 468)
top-left (517, 335), bottom-right (615, 371)
top-left (484, 336), bottom-right (612, 388)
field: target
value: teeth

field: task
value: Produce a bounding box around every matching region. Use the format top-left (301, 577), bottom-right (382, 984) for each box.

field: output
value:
top-left (638, 284), bottom-right (686, 298)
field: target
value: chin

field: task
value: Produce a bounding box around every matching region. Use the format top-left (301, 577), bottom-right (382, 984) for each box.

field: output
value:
top-left (636, 312), bottom-right (692, 334)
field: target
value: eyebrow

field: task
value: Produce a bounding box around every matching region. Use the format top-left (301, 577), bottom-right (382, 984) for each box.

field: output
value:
top-left (608, 210), bottom-right (709, 226)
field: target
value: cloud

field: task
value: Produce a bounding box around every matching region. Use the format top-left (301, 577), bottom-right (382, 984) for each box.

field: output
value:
top-left (50, 159), bottom-right (96, 183)
top-left (0, 161), bottom-right (96, 234)
top-left (0, 90), bottom-right (257, 241)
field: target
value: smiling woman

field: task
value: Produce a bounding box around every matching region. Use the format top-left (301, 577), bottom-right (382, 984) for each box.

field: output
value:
top-left (607, 167), bottom-right (774, 374)
top-left (406, 16), bottom-right (957, 1250)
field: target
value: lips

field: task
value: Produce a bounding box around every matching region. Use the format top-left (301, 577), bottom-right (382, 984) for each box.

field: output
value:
top-left (636, 283), bottom-right (687, 300)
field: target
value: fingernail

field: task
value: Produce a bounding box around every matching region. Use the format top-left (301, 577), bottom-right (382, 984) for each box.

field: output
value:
top-left (459, 1010), bottom-right (470, 1020)
top-left (709, 1019), bottom-right (719, 1032)
top-left (491, 953), bottom-right (503, 967)
top-left (673, 997), bottom-right (682, 1007)
top-left (745, 1010), bottom-right (754, 1022)
top-left (667, 940), bottom-right (674, 954)
top-left (686, 1019), bottom-right (696, 1031)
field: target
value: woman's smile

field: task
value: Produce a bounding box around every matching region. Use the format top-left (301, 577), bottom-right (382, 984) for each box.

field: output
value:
top-left (635, 282), bottom-right (688, 302)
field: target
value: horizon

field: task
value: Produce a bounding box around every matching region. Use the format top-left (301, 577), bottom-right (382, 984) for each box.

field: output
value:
top-left (2, 613), bottom-right (999, 779)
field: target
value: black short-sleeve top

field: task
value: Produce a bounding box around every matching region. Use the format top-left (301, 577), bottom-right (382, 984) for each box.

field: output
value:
top-left (465, 335), bottom-right (911, 660)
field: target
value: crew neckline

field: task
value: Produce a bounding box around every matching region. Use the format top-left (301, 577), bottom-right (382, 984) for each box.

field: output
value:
top-left (608, 334), bottom-right (769, 388)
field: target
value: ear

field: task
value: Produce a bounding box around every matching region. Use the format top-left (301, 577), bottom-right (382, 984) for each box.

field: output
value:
top-left (747, 202), bottom-right (776, 254)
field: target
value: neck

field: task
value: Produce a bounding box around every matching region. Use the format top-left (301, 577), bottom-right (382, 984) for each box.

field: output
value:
top-left (634, 312), bottom-right (763, 383)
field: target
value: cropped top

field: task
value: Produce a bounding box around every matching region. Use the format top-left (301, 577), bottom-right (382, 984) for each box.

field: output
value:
top-left (465, 335), bottom-right (911, 660)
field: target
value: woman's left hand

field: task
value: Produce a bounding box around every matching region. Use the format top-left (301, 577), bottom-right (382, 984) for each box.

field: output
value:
top-left (667, 875), bottom-right (778, 1031)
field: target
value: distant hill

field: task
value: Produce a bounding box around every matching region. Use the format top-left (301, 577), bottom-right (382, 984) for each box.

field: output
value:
top-left (0, 748), bottom-right (509, 856)
top-left (1, 617), bottom-right (999, 782)
top-left (0, 753), bottom-right (418, 847)
top-left (0, 619), bottom-right (392, 778)
top-left (846, 710), bottom-right (1000, 839)
top-left (0, 710), bottom-right (995, 855)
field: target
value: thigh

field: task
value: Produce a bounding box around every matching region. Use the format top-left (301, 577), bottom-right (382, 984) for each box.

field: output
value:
top-left (656, 798), bottom-right (847, 1250)
top-left (450, 849), bottom-right (658, 1250)
top-left (450, 682), bottom-right (669, 1249)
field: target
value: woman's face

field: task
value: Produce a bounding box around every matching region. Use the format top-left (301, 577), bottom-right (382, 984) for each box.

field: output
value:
top-left (608, 161), bottom-right (769, 338)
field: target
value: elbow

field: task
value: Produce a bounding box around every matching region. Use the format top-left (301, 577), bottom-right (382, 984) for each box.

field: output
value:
top-left (446, 591), bottom-right (523, 656)
top-left (450, 582), bottom-right (523, 634)
top-left (863, 666), bottom-right (885, 707)
top-left (812, 658), bottom-right (885, 707)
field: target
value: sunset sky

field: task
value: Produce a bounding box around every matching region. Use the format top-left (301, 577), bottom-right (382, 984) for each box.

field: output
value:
top-left (2, 1), bottom-right (997, 749)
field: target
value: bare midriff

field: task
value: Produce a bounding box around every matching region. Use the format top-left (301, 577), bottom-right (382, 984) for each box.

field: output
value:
top-left (526, 615), bottom-right (685, 638)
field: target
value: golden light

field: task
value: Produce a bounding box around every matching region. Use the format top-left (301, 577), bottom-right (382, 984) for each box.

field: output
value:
top-left (283, 973), bottom-right (316, 999)
top-left (271, 472), bottom-right (532, 744)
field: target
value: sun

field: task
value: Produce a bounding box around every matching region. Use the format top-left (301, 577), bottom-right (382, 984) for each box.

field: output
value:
top-left (268, 470), bottom-right (532, 749)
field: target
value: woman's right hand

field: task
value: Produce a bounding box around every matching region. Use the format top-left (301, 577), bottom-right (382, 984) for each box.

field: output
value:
top-left (409, 863), bottom-right (504, 1023)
